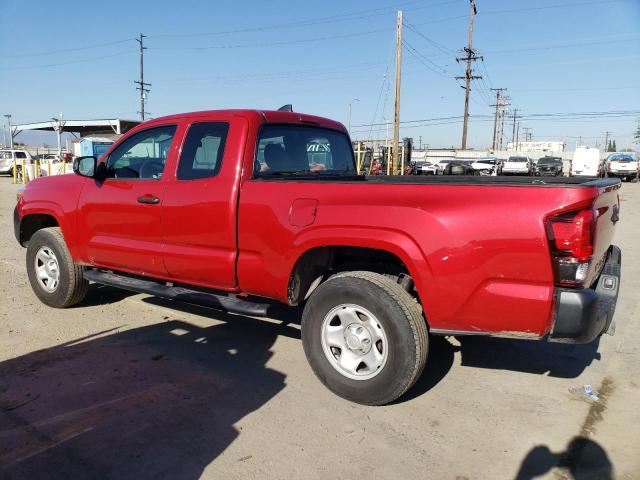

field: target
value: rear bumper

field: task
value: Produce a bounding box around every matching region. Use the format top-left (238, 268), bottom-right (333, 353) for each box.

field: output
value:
top-left (550, 245), bottom-right (621, 344)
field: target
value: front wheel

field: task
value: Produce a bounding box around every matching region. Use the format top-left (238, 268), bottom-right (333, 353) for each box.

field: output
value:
top-left (26, 227), bottom-right (89, 308)
top-left (301, 271), bottom-right (428, 405)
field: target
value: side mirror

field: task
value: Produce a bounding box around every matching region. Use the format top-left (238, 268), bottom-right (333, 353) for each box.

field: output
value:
top-left (73, 156), bottom-right (97, 177)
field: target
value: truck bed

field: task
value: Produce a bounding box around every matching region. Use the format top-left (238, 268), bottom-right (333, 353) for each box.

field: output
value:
top-left (256, 174), bottom-right (618, 188)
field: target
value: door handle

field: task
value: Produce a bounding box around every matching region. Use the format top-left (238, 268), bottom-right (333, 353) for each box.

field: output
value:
top-left (137, 195), bottom-right (160, 204)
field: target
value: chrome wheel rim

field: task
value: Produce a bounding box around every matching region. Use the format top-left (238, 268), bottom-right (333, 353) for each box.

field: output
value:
top-left (34, 246), bottom-right (60, 292)
top-left (321, 304), bottom-right (388, 380)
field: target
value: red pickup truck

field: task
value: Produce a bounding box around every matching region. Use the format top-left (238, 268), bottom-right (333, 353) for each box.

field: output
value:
top-left (14, 109), bottom-right (622, 405)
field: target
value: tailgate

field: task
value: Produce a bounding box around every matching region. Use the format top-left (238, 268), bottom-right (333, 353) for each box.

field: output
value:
top-left (589, 182), bottom-right (621, 286)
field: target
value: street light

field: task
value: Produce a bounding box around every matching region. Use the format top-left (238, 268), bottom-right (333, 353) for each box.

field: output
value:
top-left (51, 114), bottom-right (65, 159)
top-left (348, 98), bottom-right (359, 137)
top-left (3, 114), bottom-right (12, 149)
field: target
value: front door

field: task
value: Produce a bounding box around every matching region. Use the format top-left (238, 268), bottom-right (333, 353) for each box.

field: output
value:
top-left (77, 124), bottom-right (178, 277)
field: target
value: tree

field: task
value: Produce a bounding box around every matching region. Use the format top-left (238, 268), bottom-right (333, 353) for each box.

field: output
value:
top-left (612, 140), bottom-right (617, 152)
top-left (635, 119), bottom-right (640, 144)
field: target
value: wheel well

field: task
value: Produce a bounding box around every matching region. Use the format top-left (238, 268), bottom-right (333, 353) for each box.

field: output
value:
top-left (19, 214), bottom-right (59, 246)
top-left (288, 246), bottom-right (413, 305)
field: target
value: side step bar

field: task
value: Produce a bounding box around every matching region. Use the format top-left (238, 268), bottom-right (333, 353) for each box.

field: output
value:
top-left (83, 269), bottom-right (269, 317)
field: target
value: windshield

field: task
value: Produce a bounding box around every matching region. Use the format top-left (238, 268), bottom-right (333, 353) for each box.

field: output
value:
top-left (507, 157), bottom-right (527, 163)
top-left (609, 155), bottom-right (634, 163)
top-left (255, 125), bottom-right (356, 177)
top-left (538, 158), bottom-right (562, 165)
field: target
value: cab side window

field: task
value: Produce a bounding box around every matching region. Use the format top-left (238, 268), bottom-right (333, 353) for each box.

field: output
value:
top-left (177, 122), bottom-right (229, 180)
top-left (106, 125), bottom-right (177, 179)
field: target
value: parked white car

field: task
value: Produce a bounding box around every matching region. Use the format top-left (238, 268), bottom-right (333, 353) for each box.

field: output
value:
top-left (605, 153), bottom-right (638, 182)
top-left (570, 146), bottom-right (603, 177)
top-left (417, 162), bottom-right (438, 175)
top-left (471, 157), bottom-right (500, 176)
top-left (0, 149), bottom-right (32, 175)
top-left (501, 156), bottom-right (532, 175)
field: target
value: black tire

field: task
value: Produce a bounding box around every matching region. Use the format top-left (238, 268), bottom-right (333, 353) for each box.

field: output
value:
top-left (26, 227), bottom-right (88, 308)
top-left (301, 271), bottom-right (428, 405)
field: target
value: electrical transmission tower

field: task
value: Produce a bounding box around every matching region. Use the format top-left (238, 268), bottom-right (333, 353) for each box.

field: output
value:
top-left (134, 33), bottom-right (151, 121)
top-left (455, 0), bottom-right (482, 150)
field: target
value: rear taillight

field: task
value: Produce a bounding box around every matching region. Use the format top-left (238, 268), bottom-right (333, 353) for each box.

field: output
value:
top-left (547, 208), bottom-right (595, 286)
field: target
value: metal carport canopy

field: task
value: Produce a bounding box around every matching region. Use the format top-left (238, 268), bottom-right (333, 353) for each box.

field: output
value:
top-left (13, 118), bottom-right (139, 135)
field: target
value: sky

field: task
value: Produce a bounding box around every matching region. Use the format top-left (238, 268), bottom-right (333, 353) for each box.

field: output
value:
top-left (1, 0), bottom-right (639, 150)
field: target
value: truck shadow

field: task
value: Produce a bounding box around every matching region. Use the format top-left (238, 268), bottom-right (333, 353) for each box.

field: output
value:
top-left (514, 436), bottom-right (613, 479)
top-left (71, 286), bottom-right (600, 406)
top-left (455, 335), bottom-right (601, 378)
top-left (0, 313), bottom-right (294, 479)
top-left (403, 335), bottom-right (601, 402)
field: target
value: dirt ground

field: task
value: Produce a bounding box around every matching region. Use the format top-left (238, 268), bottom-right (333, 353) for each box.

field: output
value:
top-left (0, 176), bottom-right (638, 480)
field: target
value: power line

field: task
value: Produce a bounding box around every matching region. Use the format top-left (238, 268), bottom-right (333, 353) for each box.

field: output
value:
top-left (0, 38), bottom-right (135, 59)
top-left (3, 51), bottom-right (134, 70)
top-left (482, 0), bottom-right (623, 16)
top-left (149, 27), bottom-right (392, 51)
top-left (351, 110), bottom-right (640, 128)
top-left (402, 20), bottom-right (456, 56)
top-left (402, 40), bottom-right (450, 76)
top-left (485, 35), bottom-right (639, 54)
top-left (149, 0), bottom-right (459, 39)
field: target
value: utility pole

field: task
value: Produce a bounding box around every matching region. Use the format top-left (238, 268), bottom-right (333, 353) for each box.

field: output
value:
top-left (516, 122), bottom-right (520, 151)
top-left (134, 33), bottom-right (151, 121)
top-left (419, 135), bottom-right (422, 150)
top-left (348, 98), bottom-right (359, 137)
top-left (392, 10), bottom-right (403, 174)
top-left (522, 127), bottom-right (531, 143)
top-left (456, 0), bottom-right (482, 150)
top-left (511, 108), bottom-right (520, 148)
top-left (604, 130), bottom-right (611, 151)
top-left (498, 102), bottom-right (508, 150)
top-left (490, 88), bottom-right (506, 150)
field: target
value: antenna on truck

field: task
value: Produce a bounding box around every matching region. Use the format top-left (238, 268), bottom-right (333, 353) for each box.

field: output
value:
top-left (277, 104), bottom-right (293, 112)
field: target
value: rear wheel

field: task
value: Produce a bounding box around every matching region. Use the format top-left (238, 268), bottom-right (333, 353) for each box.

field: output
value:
top-left (26, 227), bottom-right (88, 308)
top-left (301, 271), bottom-right (428, 405)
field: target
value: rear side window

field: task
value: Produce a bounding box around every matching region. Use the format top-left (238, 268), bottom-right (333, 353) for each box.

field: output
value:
top-left (255, 125), bottom-right (355, 177)
top-left (177, 122), bottom-right (229, 180)
top-left (15, 152), bottom-right (27, 159)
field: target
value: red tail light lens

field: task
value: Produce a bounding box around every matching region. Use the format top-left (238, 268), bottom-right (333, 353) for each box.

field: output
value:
top-left (550, 209), bottom-right (594, 261)
top-left (547, 208), bottom-right (596, 286)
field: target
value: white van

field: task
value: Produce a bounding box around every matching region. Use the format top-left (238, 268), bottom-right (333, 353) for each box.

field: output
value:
top-left (570, 147), bottom-right (602, 177)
